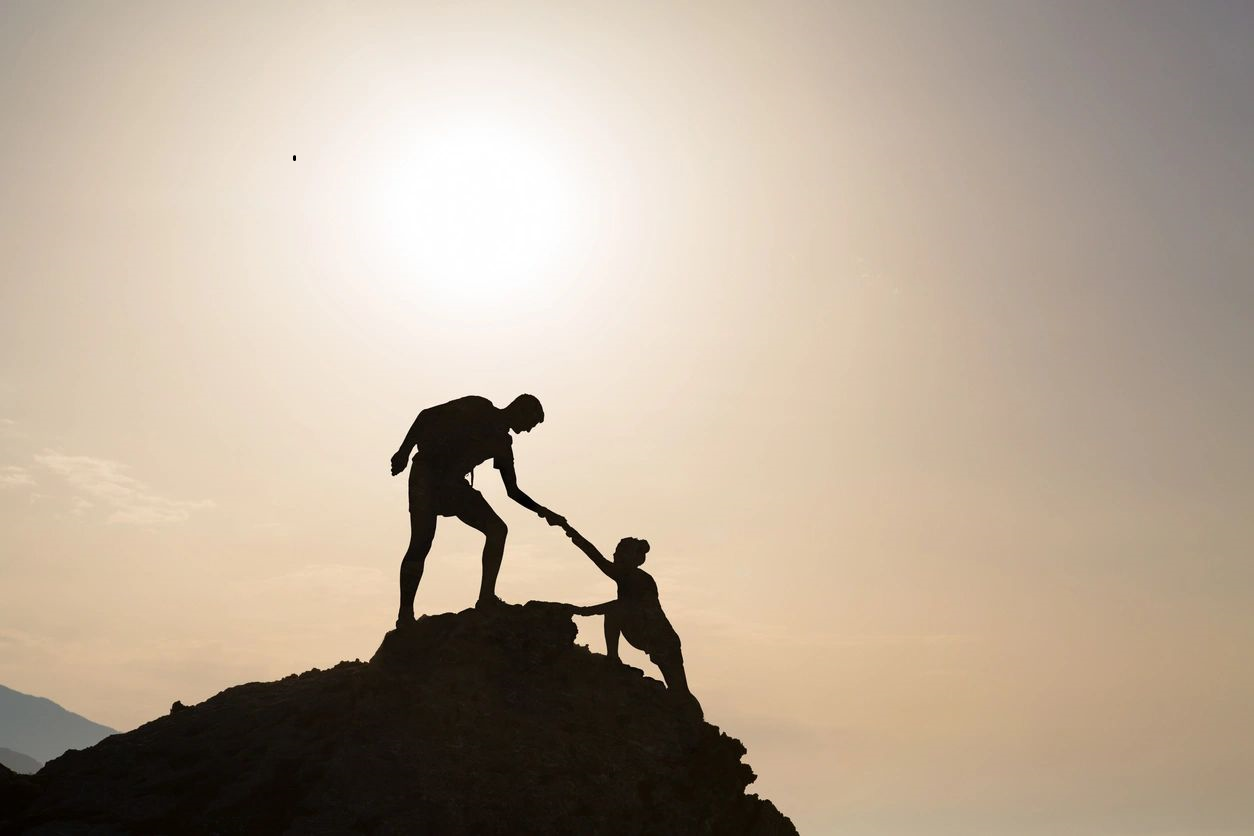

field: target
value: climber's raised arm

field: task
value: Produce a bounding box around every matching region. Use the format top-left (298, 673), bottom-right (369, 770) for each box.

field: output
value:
top-left (559, 521), bottom-right (619, 579)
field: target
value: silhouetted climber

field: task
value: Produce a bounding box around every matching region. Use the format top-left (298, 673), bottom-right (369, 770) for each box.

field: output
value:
top-left (560, 521), bottom-right (702, 715)
top-left (391, 394), bottom-right (564, 626)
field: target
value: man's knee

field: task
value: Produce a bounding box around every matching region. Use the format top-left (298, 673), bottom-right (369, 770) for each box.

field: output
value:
top-left (408, 505), bottom-right (437, 534)
top-left (406, 528), bottom-right (435, 555)
top-left (484, 516), bottom-right (508, 543)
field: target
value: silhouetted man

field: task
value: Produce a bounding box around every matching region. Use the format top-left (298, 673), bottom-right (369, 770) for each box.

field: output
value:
top-left (390, 394), bottom-right (563, 626)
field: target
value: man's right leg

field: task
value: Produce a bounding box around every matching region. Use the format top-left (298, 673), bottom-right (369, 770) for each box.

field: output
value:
top-left (398, 506), bottom-right (437, 628)
top-left (449, 488), bottom-right (508, 608)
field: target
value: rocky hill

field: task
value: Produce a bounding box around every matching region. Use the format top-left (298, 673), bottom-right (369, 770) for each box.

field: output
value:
top-left (1, 601), bottom-right (797, 835)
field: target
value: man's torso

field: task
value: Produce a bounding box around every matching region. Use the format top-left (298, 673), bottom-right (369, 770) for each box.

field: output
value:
top-left (413, 395), bottom-right (512, 479)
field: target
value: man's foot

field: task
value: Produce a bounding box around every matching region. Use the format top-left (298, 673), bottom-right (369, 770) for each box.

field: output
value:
top-left (395, 613), bottom-right (417, 630)
top-left (475, 594), bottom-right (504, 610)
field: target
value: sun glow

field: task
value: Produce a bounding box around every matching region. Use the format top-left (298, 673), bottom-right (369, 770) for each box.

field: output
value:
top-left (370, 115), bottom-right (579, 307)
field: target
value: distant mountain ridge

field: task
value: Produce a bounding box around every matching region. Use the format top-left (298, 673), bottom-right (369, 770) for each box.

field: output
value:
top-left (0, 748), bottom-right (42, 775)
top-left (0, 684), bottom-right (116, 764)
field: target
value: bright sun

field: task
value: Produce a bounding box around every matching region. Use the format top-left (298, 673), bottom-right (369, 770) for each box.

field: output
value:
top-left (372, 115), bottom-right (577, 307)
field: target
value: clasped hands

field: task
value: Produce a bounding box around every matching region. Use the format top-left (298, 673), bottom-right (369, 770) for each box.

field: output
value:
top-left (537, 506), bottom-right (566, 527)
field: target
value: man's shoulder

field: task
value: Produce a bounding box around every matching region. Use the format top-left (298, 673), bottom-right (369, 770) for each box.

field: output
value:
top-left (429, 395), bottom-right (500, 420)
top-left (429, 396), bottom-right (509, 434)
top-left (435, 394), bottom-right (496, 411)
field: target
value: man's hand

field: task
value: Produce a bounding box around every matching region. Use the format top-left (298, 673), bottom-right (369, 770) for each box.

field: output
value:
top-left (537, 507), bottom-right (566, 527)
top-left (390, 449), bottom-right (410, 477)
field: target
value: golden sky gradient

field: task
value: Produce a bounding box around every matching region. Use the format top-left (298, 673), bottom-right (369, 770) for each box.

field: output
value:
top-left (2, 3), bottom-right (1252, 833)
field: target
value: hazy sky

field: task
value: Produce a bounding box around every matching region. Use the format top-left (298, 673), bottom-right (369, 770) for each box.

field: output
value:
top-left (2, 2), bottom-right (1252, 833)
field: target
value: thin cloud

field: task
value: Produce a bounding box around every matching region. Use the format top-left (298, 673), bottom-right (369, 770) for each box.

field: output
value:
top-left (33, 451), bottom-right (213, 526)
top-left (0, 465), bottom-right (35, 488)
top-left (0, 418), bottom-right (26, 440)
top-left (248, 563), bottom-right (386, 598)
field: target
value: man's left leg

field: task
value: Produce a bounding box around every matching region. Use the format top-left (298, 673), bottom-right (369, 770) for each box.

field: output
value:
top-left (398, 465), bottom-right (439, 627)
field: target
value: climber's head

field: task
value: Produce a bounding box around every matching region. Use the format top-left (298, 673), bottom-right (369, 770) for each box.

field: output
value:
top-left (613, 537), bottom-right (650, 568)
top-left (504, 394), bottom-right (544, 433)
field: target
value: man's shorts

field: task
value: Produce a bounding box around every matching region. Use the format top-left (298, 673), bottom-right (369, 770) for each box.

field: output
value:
top-left (408, 459), bottom-right (481, 518)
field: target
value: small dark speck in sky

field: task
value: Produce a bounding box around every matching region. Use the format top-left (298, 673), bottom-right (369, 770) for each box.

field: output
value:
top-left (292, 155), bottom-right (296, 161)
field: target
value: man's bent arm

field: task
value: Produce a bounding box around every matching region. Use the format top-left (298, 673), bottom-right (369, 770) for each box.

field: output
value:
top-left (396, 409), bottom-right (430, 457)
top-left (390, 410), bottom-right (429, 475)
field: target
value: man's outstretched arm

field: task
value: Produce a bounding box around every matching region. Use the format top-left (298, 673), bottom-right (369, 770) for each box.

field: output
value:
top-left (496, 457), bottom-right (564, 525)
top-left (390, 409), bottom-right (429, 475)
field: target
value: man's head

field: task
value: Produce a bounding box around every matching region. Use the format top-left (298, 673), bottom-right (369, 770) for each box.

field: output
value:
top-left (504, 394), bottom-right (544, 433)
top-left (613, 537), bottom-right (650, 567)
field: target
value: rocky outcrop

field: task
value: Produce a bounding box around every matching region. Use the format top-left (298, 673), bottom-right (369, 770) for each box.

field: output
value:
top-left (3, 601), bottom-right (796, 835)
top-left (0, 764), bottom-right (37, 823)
